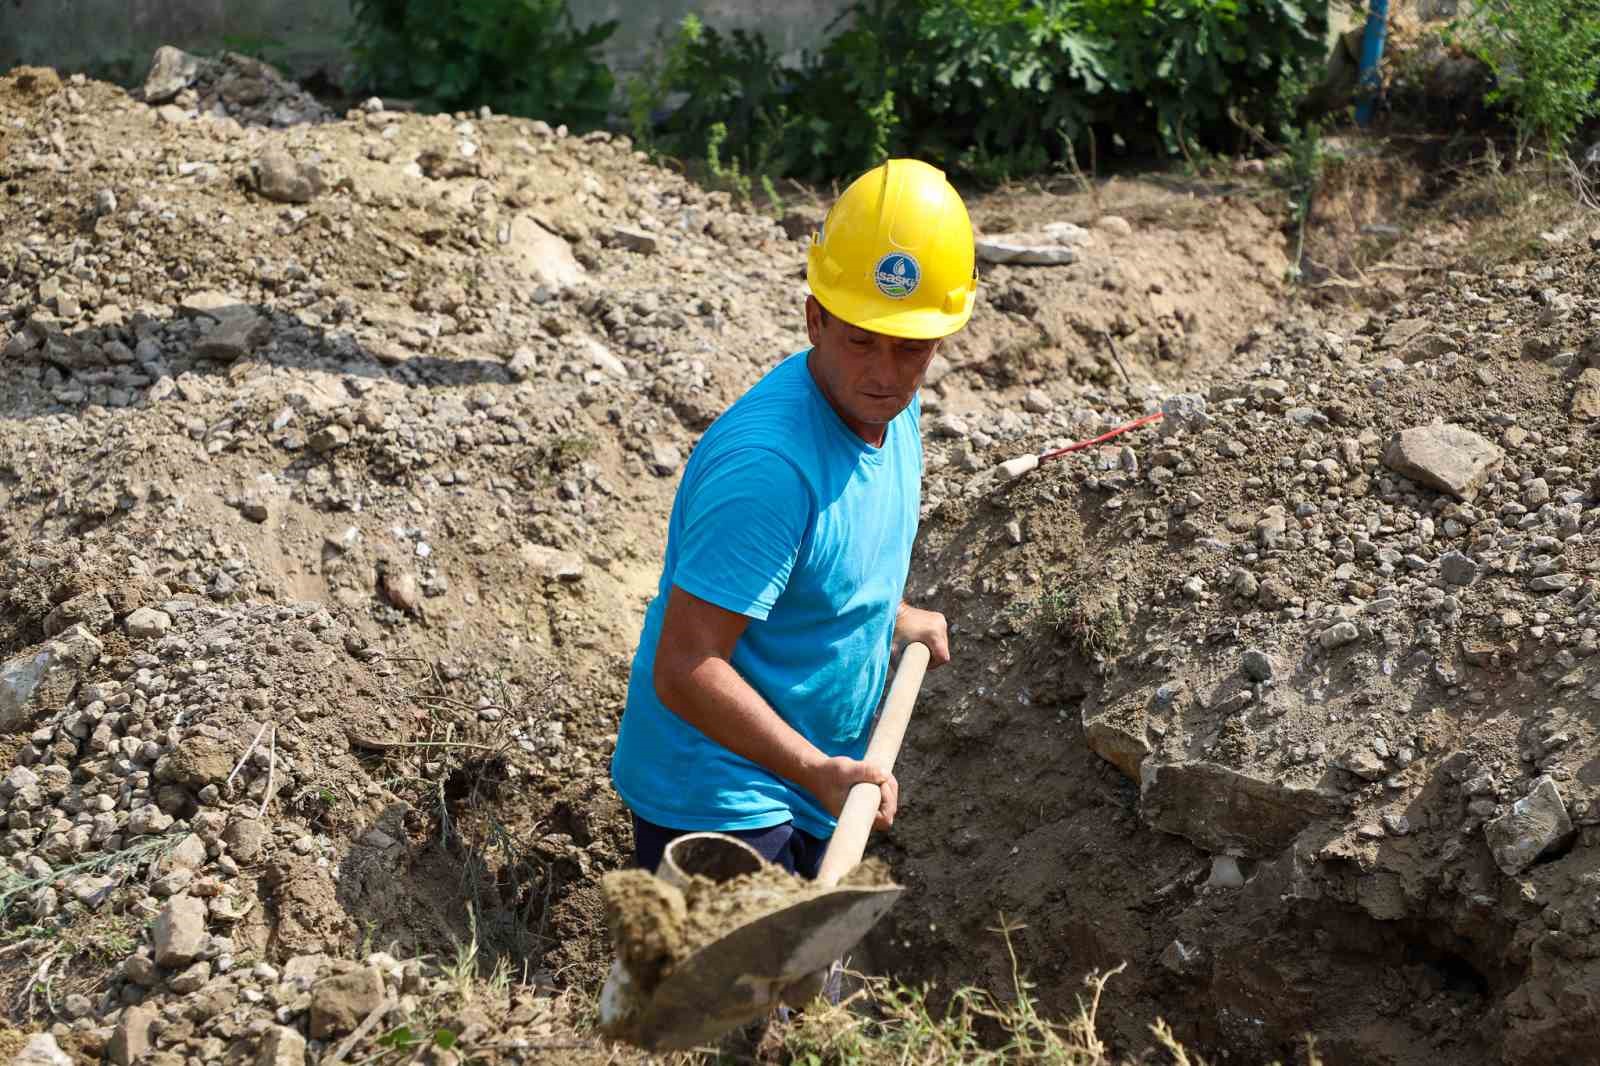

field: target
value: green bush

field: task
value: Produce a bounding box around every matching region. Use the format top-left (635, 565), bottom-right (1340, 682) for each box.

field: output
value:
top-left (1465, 0), bottom-right (1600, 157)
top-left (348, 0), bottom-right (617, 128)
top-left (631, 0), bottom-right (1328, 188)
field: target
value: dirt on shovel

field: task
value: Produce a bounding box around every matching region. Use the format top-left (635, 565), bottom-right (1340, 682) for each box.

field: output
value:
top-left (602, 858), bottom-right (894, 998)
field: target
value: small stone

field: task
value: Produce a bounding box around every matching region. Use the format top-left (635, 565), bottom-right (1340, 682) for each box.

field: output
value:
top-left (1206, 855), bottom-right (1244, 888)
top-left (254, 148), bottom-right (324, 204)
top-left (309, 425), bottom-right (350, 453)
top-left (168, 959), bottom-right (212, 993)
top-left (1022, 388), bottom-right (1052, 414)
top-left (1242, 649), bottom-right (1274, 682)
top-left (519, 544), bottom-right (585, 582)
top-left (1381, 424), bottom-right (1504, 502)
top-left (222, 816), bottom-right (273, 863)
top-left (1530, 574), bottom-right (1577, 593)
top-left (152, 895), bottom-right (208, 968)
top-left (1573, 368), bottom-right (1600, 421)
top-left (1320, 622), bottom-right (1360, 649)
top-left (160, 833), bottom-right (209, 874)
top-left (648, 442), bottom-right (682, 476)
top-left (1338, 748), bottom-right (1388, 781)
top-left (256, 1025), bottom-right (307, 1066)
top-left (505, 346), bottom-right (538, 382)
top-left (195, 310), bottom-right (268, 361)
top-left (16, 1033), bottom-right (74, 1066)
top-left (142, 46), bottom-right (200, 103)
top-left (975, 237), bottom-right (1078, 266)
top-left (110, 1004), bottom-right (158, 1066)
top-left (381, 570), bottom-right (420, 614)
top-left (125, 607), bottom-right (172, 639)
top-left (240, 496), bottom-right (271, 523)
top-left (607, 226), bottom-right (660, 254)
top-left (1005, 520), bottom-right (1023, 546)
top-left (1159, 393), bottom-right (1209, 436)
top-left (1485, 776), bottom-right (1574, 875)
top-left (1232, 569), bottom-right (1259, 598)
top-left (310, 966), bottom-right (386, 1039)
top-left (1096, 215), bottom-right (1133, 237)
top-left (128, 803), bottom-right (175, 835)
top-left (1439, 551), bottom-right (1478, 586)
top-left (1257, 577), bottom-right (1293, 610)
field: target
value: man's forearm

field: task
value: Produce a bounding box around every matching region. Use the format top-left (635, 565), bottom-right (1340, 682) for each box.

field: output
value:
top-left (656, 653), bottom-right (825, 792)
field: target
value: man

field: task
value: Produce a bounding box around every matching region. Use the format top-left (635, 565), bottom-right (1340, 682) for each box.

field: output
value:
top-left (610, 158), bottom-right (977, 879)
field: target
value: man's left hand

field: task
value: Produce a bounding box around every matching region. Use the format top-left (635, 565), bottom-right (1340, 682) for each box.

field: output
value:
top-left (895, 603), bottom-right (950, 668)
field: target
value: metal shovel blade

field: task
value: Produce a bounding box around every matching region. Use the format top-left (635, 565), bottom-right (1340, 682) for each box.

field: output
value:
top-left (626, 880), bottom-right (903, 1050)
top-left (598, 832), bottom-right (903, 1051)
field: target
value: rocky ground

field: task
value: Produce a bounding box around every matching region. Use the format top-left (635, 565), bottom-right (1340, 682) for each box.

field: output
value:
top-left (1, 45), bottom-right (1598, 1066)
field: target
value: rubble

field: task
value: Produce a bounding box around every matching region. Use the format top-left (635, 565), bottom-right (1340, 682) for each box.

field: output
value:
top-left (1, 44), bottom-right (1598, 1066)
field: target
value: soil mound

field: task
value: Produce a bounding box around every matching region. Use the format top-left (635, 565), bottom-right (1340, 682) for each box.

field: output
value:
top-left (4, 43), bottom-right (1596, 1066)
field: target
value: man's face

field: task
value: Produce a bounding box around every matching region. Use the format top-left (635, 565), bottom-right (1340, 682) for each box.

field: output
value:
top-left (804, 295), bottom-right (943, 443)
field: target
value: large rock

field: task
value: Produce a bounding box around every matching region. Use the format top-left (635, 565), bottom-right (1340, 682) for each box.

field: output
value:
top-left (152, 895), bottom-right (209, 968)
top-left (1485, 776), bottom-right (1574, 876)
top-left (0, 625), bottom-right (104, 733)
top-left (1381, 423), bottom-right (1504, 501)
top-left (309, 965), bottom-right (386, 1038)
top-left (142, 46), bottom-right (201, 103)
top-left (1140, 760), bottom-right (1343, 858)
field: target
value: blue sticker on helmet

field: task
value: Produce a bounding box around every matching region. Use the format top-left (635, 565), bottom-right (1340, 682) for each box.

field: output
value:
top-left (874, 252), bottom-right (920, 299)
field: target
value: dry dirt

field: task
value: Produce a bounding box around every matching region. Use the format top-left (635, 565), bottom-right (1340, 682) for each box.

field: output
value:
top-left (2, 47), bottom-right (1599, 1066)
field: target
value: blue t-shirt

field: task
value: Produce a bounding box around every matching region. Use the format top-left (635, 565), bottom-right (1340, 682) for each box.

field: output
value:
top-left (610, 348), bottom-right (922, 837)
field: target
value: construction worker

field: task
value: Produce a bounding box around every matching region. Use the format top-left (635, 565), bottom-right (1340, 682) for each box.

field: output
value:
top-left (609, 158), bottom-right (976, 880)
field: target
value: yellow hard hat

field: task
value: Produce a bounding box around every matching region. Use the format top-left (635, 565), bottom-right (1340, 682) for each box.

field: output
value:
top-left (806, 159), bottom-right (977, 340)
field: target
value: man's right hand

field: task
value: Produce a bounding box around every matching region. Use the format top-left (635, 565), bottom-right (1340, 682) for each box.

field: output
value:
top-left (802, 755), bottom-right (899, 831)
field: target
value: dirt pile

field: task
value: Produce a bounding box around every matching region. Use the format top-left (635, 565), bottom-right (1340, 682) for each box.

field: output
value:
top-left (4, 45), bottom-right (1594, 1066)
top-left (884, 221), bottom-right (1600, 1063)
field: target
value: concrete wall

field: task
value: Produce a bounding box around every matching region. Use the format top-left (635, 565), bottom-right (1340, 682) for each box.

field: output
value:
top-left (582, 1), bottom-right (854, 70)
top-left (0, 0), bottom-right (853, 88)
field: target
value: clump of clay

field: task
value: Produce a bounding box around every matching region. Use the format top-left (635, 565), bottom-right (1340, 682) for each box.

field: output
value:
top-left (601, 857), bottom-right (895, 995)
top-left (601, 869), bottom-right (689, 993)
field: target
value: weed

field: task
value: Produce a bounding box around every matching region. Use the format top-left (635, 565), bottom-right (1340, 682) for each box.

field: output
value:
top-left (1283, 120), bottom-right (1327, 282)
top-left (1457, 0), bottom-right (1600, 160)
top-left (1024, 585), bottom-right (1127, 663)
top-left (783, 916), bottom-right (1123, 1064)
top-left (0, 833), bottom-right (178, 921)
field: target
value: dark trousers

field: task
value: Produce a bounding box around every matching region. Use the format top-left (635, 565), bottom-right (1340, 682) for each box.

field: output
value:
top-left (631, 812), bottom-right (829, 880)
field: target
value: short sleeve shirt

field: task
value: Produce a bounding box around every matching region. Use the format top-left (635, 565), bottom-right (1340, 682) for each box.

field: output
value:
top-left (609, 349), bottom-right (922, 837)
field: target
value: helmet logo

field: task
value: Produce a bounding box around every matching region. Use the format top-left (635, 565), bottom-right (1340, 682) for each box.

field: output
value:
top-left (874, 253), bottom-right (920, 299)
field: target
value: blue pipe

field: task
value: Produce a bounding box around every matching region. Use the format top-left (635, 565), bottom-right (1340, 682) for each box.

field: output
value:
top-left (1355, 0), bottom-right (1389, 126)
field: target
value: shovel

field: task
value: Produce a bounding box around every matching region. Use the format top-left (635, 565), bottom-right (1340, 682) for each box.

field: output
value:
top-left (599, 641), bottom-right (932, 1051)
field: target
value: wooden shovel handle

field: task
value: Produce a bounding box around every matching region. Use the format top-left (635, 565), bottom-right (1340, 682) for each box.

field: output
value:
top-left (815, 642), bottom-right (931, 887)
